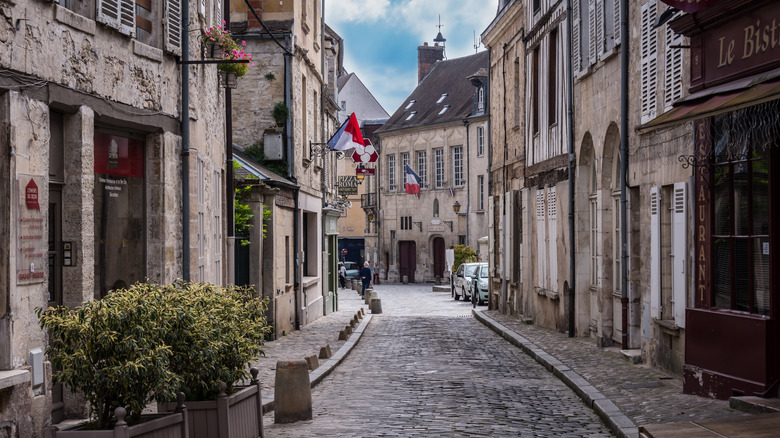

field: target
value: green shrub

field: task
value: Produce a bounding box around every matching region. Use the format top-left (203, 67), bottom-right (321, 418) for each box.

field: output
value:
top-left (38, 281), bottom-right (271, 428)
top-left (453, 244), bottom-right (477, 272)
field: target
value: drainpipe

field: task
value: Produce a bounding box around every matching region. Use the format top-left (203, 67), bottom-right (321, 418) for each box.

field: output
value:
top-left (463, 119), bottom-right (470, 246)
top-left (285, 35), bottom-right (300, 330)
top-left (620, 0), bottom-right (630, 350)
top-left (486, 47), bottom-right (493, 296)
top-left (566, 0), bottom-right (576, 337)
top-left (500, 42), bottom-right (509, 314)
top-left (181, 0), bottom-right (191, 281)
top-left (321, 0), bottom-right (327, 315)
top-left (225, 0), bottom-right (235, 286)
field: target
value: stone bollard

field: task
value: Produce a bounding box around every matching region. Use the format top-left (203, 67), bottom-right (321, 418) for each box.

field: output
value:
top-left (364, 289), bottom-right (375, 305)
top-left (319, 344), bottom-right (332, 359)
top-left (338, 329), bottom-right (348, 340)
top-left (402, 275), bottom-right (409, 284)
top-left (370, 298), bottom-right (383, 314)
top-left (274, 360), bottom-right (312, 423)
top-left (349, 318), bottom-right (357, 328)
top-left (360, 308), bottom-right (365, 317)
top-left (356, 312), bottom-right (362, 321)
top-left (305, 355), bottom-right (319, 371)
top-left (344, 325), bottom-right (353, 335)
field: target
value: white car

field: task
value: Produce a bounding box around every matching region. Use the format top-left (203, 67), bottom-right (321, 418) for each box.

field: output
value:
top-left (452, 262), bottom-right (485, 301)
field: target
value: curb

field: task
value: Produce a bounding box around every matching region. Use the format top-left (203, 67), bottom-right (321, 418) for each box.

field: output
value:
top-left (261, 312), bottom-right (374, 414)
top-left (472, 309), bottom-right (638, 438)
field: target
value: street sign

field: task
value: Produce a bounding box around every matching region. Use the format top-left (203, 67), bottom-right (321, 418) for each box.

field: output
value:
top-left (351, 139), bottom-right (379, 163)
top-left (356, 167), bottom-right (375, 176)
top-left (341, 249), bottom-right (347, 255)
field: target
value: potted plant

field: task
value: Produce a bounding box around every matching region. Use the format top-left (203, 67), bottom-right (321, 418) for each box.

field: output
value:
top-left (38, 283), bottom-right (188, 437)
top-left (202, 21), bottom-right (253, 88)
top-left (156, 282), bottom-right (271, 438)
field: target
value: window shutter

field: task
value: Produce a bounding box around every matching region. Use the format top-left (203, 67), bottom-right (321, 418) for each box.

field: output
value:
top-left (613, 0), bottom-right (621, 46)
top-left (572, 0), bottom-right (581, 72)
top-left (97, 0), bottom-right (136, 37)
top-left (672, 182), bottom-right (687, 328)
top-left (595, 0), bottom-right (604, 56)
top-left (536, 189), bottom-right (547, 289)
top-left (215, 0), bottom-right (222, 25)
top-left (489, 195), bottom-right (495, 276)
top-left (165, 0), bottom-right (183, 56)
top-left (506, 191), bottom-right (514, 282)
top-left (498, 193), bottom-right (505, 279)
top-left (547, 188), bottom-right (558, 292)
top-left (650, 186), bottom-right (661, 320)
top-left (588, 0), bottom-right (597, 65)
top-left (664, 18), bottom-right (684, 110)
top-left (641, 1), bottom-right (658, 123)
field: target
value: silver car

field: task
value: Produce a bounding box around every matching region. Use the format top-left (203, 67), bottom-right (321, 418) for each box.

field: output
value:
top-left (452, 262), bottom-right (485, 301)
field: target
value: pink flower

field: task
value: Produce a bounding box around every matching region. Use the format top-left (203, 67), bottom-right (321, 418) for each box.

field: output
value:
top-left (242, 41), bottom-right (246, 46)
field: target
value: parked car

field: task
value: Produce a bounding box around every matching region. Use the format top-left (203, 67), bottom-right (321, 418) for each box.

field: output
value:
top-left (472, 264), bottom-right (489, 306)
top-left (453, 262), bottom-right (485, 301)
top-left (343, 261), bottom-right (360, 280)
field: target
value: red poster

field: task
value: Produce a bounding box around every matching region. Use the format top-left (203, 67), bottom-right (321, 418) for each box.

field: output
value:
top-left (25, 178), bottom-right (39, 211)
top-left (94, 133), bottom-right (144, 178)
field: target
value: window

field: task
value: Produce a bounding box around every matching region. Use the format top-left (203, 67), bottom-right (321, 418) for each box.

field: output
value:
top-left (197, 156), bottom-right (205, 281)
top-left (388, 154), bottom-right (396, 191)
top-left (97, 0), bottom-right (135, 36)
top-left (459, 235), bottom-right (467, 246)
top-left (650, 183), bottom-right (688, 326)
top-left (433, 199), bottom-right (439, 218)
top-left (437, 93), bottom-right (448, 104)
top-left (400, 216), bottom-right (413, 230)
top-left (548, 28), bottom-right (558, 127)
top-left (572, 0), bottom-right (584, 72)
top-left (477, 88), bottom-right (485, 113)
top-left (405, 100), bottom-right (416, 110)
top-left (477, 127), bottom-right (485, 156)
top-left (532, 46), bottom-right (540, 135)
top-left (664, 15), bottom-right (684, 110)
top-left (533, 0), bottom-right (540, 14)
top-left (452, 146), bottom-right (464, 187)
top-left (341, 101), bottom-right (346, 110)
top-left (711, 107), bottom-right (772, 316)
top-left (514, 58), bottom-right (521, 126)
top-left (401, 152), bottom-right (410, 185)
top-left (434, 149), bottom-right (445, 189)
top-left (640, 2), bottom-right (658, 123)
top-left (416, 151), bottom-right (427, 189)
top-left (214, 169), bottom-right (222, 284)
top-left (589, 165), bottom-right (598, 287)
top-left (438, 105), bottom-right (450, 116)
top-left (478, 175), bottom-right (485, 211)
top-left (406, 111), bottom-right (417, 121)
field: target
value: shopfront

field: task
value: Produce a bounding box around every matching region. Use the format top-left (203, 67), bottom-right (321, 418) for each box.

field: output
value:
top-left (661, 0), bottom-right (780, 399)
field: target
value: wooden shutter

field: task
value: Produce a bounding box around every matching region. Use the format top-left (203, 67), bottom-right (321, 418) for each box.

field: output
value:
top-left (506, 191), bottom-right (514, 281)
top-left (595, 0), bottom-right (604, 56)
top-left (650, 186), bottom-right (661, 320)
top-left (165, 0), bottom-right (183, 55)
top-left (536, 189), bottom-right (547, 289)
top-left (664, 17), bottom-right (684, 110)
top-left (547, 187), bottom-right (558, 292)
top-left (214, 0), bottom-right (222, 29)
top-left (97, 0), bottom-right (136, 37)
top-left (572, 0), bottom-right (581, 72)
top-left (588, 0), bottom-right (597, 65)
top-left (672, 182), bottom-right (687, 328)
top-left (489, 195), bottom-right (495, 276)
top-left (641, 1), bottom-right (658, 123)
top-left (498, 193), bottom-right (505, 280)
top-left (613, 0), bottom-right (621, 46)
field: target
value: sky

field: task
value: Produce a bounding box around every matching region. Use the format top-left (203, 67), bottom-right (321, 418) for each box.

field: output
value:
top-left (324, 0), bottom-right (498, 116)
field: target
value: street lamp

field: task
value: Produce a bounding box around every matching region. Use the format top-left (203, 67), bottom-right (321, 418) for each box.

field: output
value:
top-left (367, 212), bottom-right (374, 221)
top-left (453, 201), bottom-right (461, 213)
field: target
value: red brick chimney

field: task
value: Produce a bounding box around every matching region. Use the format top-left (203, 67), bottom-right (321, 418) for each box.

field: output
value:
top-left (418, 42), bottom-right (444, 84)
top-left (247, 0), bottom-right (264, 29)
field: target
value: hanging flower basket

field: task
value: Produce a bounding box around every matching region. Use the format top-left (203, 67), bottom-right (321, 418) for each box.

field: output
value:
top-left (203, 42), bottom-right (220, 59)
top-left (201, 21), bottom-right (253, 82)
top-left (219, 71), bottom-right (238, 89)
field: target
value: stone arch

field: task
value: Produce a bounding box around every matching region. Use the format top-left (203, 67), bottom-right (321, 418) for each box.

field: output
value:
top-left (598, 122), bottom-right (621, 346)
top-left (576, 132), bottom-right (596, 337)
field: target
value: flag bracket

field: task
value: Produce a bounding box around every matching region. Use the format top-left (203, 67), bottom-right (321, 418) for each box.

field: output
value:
top-left (310, 141), bottom-right (344, 160)
top-left (443, 220), bottom-right (454, 232)
top-left (413, 221), bottom-right (423, 232)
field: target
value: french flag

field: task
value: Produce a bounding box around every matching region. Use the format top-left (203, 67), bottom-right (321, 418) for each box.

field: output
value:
top-left (328, 113), bottom-right (366, 151)
top-left (405, 164), bottom-right (421, 195)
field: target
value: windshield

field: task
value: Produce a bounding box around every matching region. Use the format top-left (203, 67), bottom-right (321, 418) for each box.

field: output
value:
top-left (465, 264), bottom-right (479, 276)
top-left (480, 265), bottom-right (488, 278)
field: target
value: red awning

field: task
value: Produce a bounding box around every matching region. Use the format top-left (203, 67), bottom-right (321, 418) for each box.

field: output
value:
top-left (659, 0), bottom-right (720, 13)
top-left (638, 75), bottom-right (780, 133)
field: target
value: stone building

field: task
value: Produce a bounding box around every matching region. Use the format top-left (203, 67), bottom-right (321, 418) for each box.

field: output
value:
top-left (0, 0), bottom-right (226, 434)
top-left (376, 43), bottom-right (489, 284)
top-left (229, 0), bottom-right (342, 329)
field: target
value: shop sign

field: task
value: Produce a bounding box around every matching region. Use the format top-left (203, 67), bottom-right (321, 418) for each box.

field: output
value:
top-left (694, 120), bottom-right (712, 307)
top-left (356, 168), bottom-right (375, 176)
top-left (17, 175), bottom-right (47, 284)
top-left (338, 176), bottom-right (358, 195)
top-left (697, 2), bottom-right (780, 87)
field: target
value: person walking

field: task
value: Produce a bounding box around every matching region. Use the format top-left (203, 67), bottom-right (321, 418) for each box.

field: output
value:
top-left (338, 262), bottom-right (346, 289)
top-left (360, 261), bottom-right (372, 297)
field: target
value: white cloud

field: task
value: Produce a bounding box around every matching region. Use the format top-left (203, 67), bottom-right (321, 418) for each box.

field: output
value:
top-left (324, 0), bottom-right (392, 25)
top-left (342, 51), bottom-right (417, 114)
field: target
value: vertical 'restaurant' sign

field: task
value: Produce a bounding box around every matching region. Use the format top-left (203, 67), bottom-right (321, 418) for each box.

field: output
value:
top-left (17, 175), bottom-right (46, 284)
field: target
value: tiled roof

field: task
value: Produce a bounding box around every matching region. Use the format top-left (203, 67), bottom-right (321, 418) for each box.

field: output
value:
top-left (377, 51), bottom-right (488, 134)
top-left (232, 147), bottom-right (298, 188)
top-left (337, 72), bottom-right (354, 92)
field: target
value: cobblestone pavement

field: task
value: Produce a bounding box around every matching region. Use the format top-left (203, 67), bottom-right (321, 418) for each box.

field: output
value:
top-left (251, 286), bottom-right (367, 400)
top-left (480, 309), bottom-right (749, 429)
top-left (264, 283), bottom-right (613, 437)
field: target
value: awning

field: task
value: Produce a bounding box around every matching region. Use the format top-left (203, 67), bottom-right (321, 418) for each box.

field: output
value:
top-left (639, 70), bottom-right (780, 133)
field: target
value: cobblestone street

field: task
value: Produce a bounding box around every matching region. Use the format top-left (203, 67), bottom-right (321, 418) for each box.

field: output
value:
top-left (264, 283), bottom-right (613, 437)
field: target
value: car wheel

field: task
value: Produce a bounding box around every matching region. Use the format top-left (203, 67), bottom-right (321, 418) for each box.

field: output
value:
top-left (461, 287), bottom-right (466, 301)
top-left (454, 286), bottom-right (459, 300)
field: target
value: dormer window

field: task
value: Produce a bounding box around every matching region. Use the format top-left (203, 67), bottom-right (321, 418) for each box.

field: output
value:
top-left (436, 93), bottom-right (448, 104)
top-left (406, 111), bottom-right (417, 121)
top-left (477, 87), bottom-right (485, 112)
top-left (405, 100), bottom-right (416, 110)
top-left (438, 105), bottom-right (450, 116)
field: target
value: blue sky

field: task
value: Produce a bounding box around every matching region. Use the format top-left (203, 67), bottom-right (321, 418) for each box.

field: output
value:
top-left (324, 0), bottom-right (498, 115)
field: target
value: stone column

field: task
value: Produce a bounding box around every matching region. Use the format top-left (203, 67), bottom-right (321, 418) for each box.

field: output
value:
top-left (247, 187), bottom-right (265, 297)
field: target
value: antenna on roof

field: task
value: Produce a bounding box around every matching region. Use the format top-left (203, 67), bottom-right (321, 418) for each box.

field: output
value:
top-left (473, 30), bottom-right (478, 53)
top-left (434, 14), bottom-right (447, 58)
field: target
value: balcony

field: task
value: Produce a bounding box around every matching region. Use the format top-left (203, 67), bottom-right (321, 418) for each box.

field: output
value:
top-left (361, 193), bottom-right (377, 208)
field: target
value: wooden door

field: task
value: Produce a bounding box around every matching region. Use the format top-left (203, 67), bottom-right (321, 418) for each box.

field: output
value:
top-left (399, 241), bottom-right (417, 283)
top-left (433, 237), bottom-right (445, 279)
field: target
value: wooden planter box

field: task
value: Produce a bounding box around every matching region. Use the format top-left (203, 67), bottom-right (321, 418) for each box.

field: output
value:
top-left (49, 405), bottom-right (188, 438)
top-left (158, 372), bottom-right (264, 438)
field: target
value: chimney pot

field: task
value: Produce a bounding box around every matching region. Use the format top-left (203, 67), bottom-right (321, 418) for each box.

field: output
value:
top-left (424, 42), bottom-right (428, 46)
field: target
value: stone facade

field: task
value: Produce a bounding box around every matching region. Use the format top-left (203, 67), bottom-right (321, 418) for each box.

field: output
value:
top-left (0, 0), bottom-right (227, 434)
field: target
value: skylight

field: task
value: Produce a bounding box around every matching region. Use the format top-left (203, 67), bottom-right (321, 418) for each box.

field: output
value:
top-left (438, 105), bottom-right (450, 116)
top-left (406, 111), bottom-right (417, 121)
top-left (436, 93), bottom-right (448, 104)
top-left (405, 100), bottom-right (416, 110)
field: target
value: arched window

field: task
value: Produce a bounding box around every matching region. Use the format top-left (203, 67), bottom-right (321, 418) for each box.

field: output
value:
top-left (477, 87), bottom-right (485, 112)
top-left (433, 199), bottom-right (440, 218)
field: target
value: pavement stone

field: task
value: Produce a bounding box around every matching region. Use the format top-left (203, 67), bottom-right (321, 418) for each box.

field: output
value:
top-left (476, 308), bottom-right (750, 435)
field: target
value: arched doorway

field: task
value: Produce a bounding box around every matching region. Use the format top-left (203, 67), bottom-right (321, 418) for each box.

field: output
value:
top-left (433, 236), bottom-right (445, 279)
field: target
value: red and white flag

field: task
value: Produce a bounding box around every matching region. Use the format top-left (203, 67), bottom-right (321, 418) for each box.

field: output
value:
top-left (405, 164), bottom-right (421, 195)
top-left (328, 113), bottom-right (366, 151)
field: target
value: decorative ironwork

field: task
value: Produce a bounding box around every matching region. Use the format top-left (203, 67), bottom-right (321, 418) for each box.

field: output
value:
top-left (443, 220), bottom-right (453, 232)
top-left (310, 142), bottom-right (345, 160)
top-left (413, 221), bottom-right (422, 232)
